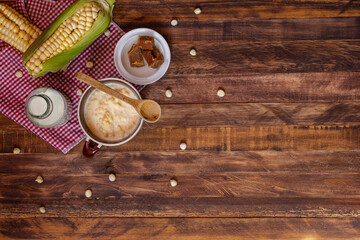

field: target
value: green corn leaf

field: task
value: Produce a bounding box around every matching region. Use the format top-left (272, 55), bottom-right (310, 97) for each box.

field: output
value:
top-left (22, 0), bottom-right (115, 78)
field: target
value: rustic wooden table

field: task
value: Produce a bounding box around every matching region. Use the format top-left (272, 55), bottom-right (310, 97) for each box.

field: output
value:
top-left (1, 0), bottom-right (360, 239)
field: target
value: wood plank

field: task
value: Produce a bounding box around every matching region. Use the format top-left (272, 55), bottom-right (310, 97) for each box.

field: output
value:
top-left (1, 197), bottom-right (360, 218)
top-left (1, 125), bottom-right (359, 153)
top-left (1, 150), bottom-right (360, 174)
top-left (3, 102), bottom-right (360, 130)
top-left (115, 0), bottom-right (360, 24)
top-left (162, 40), bottom-right (360, 76)
top-left (1, 217), bottom-right (360, 239)
top-left (121, 17), bottom-right (360, 43)
top-left (142, 72), bottom-right (360, 103)
top-left (1, 173), bottom-right (360, 198)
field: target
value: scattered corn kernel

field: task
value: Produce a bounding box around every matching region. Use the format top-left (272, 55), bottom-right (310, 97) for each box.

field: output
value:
top-left (13, 147), bottom-right (20, 154)
top-left (165, 89), bottom-right (173, 98)
top-left (39, 206), bottom-right (46, 213)
top-left (194, 8), bottom-right (202, 15)
top-left (190, 49), bottom-right (197, 56)
top-left (171, 19), bottom-right (178, 26)
top-left (86, 61), bottom-right (94, 68)
top-left (104, 29), bottom-right (111, 37)
top-left (76, 89), bottom-right (83, 96)
top-left (217, 88), bottom-right (225, 97)
top-left (170, 178), bottom-right (178, 187)
top-left (180, 142), bottom-right (187, 150)
top-left (15, 70), bottom-right (23, 78)
top-left (85, 189), bottom-right (92, 198)
top-left (35, 176), bottom-right (43, 184)
top-left (109, 173), bottom-right (116, 182)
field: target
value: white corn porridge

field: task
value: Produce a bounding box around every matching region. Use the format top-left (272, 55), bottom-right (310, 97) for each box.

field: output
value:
top-left (85, 84), bottom-right (140, 140)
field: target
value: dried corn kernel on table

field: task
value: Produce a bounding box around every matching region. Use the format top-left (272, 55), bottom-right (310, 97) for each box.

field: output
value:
top-left (1, 0), bottom-right (360, 239)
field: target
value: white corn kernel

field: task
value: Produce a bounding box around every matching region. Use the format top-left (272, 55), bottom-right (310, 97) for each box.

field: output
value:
top-left (74, 29), bottom-right (82, 37)
top-left (194, 8), bottom-right (202, 14)
top-left (63, 41), bottom-right (69, 48)
top-left (72, 32), bottom-right (80, 41)
top-left (33, 67), bottom-right (40, 74)
top-left (85, 189), bottom-right (92, 198)
top-left (78, 24), bottom-right (86, 30)
top-left (13, 147), bottom-right (20, 154)
top-left (190, 49), bottom-right (197, 56)
top-left (43, 49), bottom-right (50, 57)
top-left (55, 39), bottom-right (62, 46)
top-left (109, 173), bottom-right (116, 182)
top-left (86, 16), bottom-right (93, 23)
top-left (35, 176), bottom-right (43, 184)
top-left (29, 63), bottom-right (36, 71)
top-left (59, 34), bottom-right (65, 41)
top-left (170, 179), bottom-right (178, 187)
top-left (217, 88), bottom-right (225, 97)
top-left (66, 38), bottom-right (72, 45)
top-left (40, 53), bottom-right (46, 61)
top-left (92, 11), bottom-right (98, 19)
top-left (50, 45), bottom-right (57, 53)
top-left (15, 70), bottom-right (23, 78)
top-left (165, 89), bottom-right (173, 98)
top-left (86, 61), bottom-right (94, 68)
top-left (71, 21), bottom-right (77, 29)
top-left (171, 19), bottom-right (178, 26)
top-left (86, 22), bottom-right (92, 27)
top-left (39, 206), bottom-right (46, 214)
top-left (104, 29), bottom-right (111, 37)
top-left (64, 27), bottom-right (71, 35)
top-left (76, 89), bottom-right (83, 96)
top-left (86, 11), bottom-right (92, 17)
top-left (32, 31), bottom-right (39, 39)
top-left (53, 41), bottom-right (60, 49)
top-left (79, 16), bottom-right (86, 22)
top-left (180, 142), bottom-right (187, 150)
top-left (69, 34), bottom-right (76, 43)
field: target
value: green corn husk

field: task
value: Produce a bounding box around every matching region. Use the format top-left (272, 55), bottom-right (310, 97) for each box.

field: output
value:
top-left (22, 0), bottom-right (115, 78)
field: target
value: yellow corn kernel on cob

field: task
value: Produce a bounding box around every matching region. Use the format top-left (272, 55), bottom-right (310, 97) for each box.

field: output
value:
top-left (22, 0), bottom-right (114, 78)
top-left (0, 4), bottom-right (41, 52)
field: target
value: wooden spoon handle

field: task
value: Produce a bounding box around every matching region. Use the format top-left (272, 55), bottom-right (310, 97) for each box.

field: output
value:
top-left (75, 72), bottom-right (136, 105)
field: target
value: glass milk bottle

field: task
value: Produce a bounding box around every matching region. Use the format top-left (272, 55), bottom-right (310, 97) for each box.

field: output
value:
top-left (25, 88), bottom-right (72, 128)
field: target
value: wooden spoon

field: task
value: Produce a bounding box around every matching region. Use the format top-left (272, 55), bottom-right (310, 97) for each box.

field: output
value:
top-left (75, 72), bottom-right (161, 123)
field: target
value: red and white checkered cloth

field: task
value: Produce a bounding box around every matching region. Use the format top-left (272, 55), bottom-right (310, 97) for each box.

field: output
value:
top-left (0, 0), bottom-right (143, 153)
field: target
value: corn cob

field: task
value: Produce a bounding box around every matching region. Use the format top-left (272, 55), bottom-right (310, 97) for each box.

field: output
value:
top-left (0, 4), bottom-right (41, 53)
top-left (22, 0), bottom-right (115, 78)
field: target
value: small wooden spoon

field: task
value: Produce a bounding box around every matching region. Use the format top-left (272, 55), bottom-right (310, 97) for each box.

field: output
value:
top-left (75, 72), bottom-right (161, 123)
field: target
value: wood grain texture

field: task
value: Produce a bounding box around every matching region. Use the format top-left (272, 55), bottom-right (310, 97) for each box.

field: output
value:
top-left (3, 102), bottom-right (360, 130)
top-left (1, 150), bottom-right (360, 174)
top-left (121, 17), bottom-right (360, 43)
top-left (1, 172), bottom-right (360, 198)
top-left (2, 125), bottom-right (360, 153)
top-left (1, 217), bottom-right (360, 239)
top-left (2, 197), bottom-right (360, 218)
top-left (114, 0), bottom-right (360, 23)
top-left (142, 72), bottom-right (360, 103)
top-left (2, 0), bottom-right (360, 238)
top-left (161, 40), bottom-right (360, 76)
